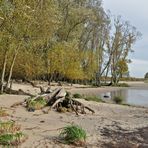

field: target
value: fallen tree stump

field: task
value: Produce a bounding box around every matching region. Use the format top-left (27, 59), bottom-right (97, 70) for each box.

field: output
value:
top-left (11, 87), bottom-right (95, 115)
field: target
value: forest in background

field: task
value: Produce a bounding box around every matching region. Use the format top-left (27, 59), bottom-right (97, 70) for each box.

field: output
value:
top-left (0, 0), bottom-right (141, 93)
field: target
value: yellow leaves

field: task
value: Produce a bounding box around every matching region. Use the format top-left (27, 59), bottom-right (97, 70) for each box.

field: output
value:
top-left (47, 42), bottom-right (84, 80)
top-left (116, 59), bottom-right (128, 75)
top-left (47, 41), bottom-right (99, 80)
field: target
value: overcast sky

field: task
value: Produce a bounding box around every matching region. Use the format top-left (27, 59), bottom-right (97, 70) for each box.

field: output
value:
top-left (103, 0), bottom-right (148, 78)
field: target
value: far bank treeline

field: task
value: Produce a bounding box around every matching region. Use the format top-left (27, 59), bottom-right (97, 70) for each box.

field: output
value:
top-left (0, 0), bottom-right (141, 92)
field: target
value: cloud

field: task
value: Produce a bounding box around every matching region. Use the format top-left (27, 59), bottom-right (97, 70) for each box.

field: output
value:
top-left (103, 0), bottom-right (148, 78)
top-left (129, 59), bottom-right (148, 78)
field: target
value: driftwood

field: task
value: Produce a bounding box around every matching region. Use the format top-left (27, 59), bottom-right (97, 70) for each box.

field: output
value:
top-left (5, 88), bottom-right (35, 97)
top-left (10, 85), bottom-right (95, 115)
top-left (28, 88), bottom-right (95, 115)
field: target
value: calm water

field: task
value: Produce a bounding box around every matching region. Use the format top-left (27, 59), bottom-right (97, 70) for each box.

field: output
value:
top-left (100, 88), bottom-right (148, 107)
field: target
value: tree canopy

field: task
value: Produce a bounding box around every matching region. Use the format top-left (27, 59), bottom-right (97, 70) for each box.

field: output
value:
top-left (0, 0), bottom-right (141, 92)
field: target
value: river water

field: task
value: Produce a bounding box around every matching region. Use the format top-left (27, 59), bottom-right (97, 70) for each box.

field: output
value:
top-left (100, 88), bottom-right (148, 107)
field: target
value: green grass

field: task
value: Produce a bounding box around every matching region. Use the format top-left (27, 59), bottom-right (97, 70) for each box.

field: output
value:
top-left (84, 95), bottom-right (103, 102)
top-left (73, 93), bottom-right (83, 98)
top-left (73, 93), bottom-right (103, 103)
top-left (26, 97), bottom-right (47, 110)
top-left (113, 96), bottom-right (123, 104)
top-left (0, 121), bottom-right (20, 134)
top-left (0, 132), bottom-right (25, 146)
top-left (60, 125), bottom-right (86, 146)
top-left (122, 103), bottom-right (131, 107)
top-left (0, 121), bottom-right (27, 146)
top-left (112, 83), bottom-right (129, 87)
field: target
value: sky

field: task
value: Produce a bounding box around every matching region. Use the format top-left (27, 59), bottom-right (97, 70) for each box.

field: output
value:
top-left (103, 0), bottom-right (148, 78)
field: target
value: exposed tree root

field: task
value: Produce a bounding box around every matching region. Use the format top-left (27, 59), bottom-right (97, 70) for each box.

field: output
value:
top-left (9, 84), bottom-right (95, 115)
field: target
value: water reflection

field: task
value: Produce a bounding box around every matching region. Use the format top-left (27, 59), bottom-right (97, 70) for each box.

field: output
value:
top-left (101, 89), bottom-right (148, 107)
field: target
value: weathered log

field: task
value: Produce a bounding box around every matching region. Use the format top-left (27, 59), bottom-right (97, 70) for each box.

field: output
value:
top-left (47, 88), bottom-right (62, 105)
top-left (84, 106), bottom-right (95, 114)
top-left (70, 99), bottom-right (95, 114)
top-left (45, 87), bottom-right (52, 93)
top-left (55, 88), bottom-right (66, 99)
top-left (12, 87), bottom-right (95, 115)
top-left (40, 86), bottom-right (45, 94)
top-left (5, 88), bottom-right (35, 97)
top-left (69, 99), bottom-right (79, 115)
top-left (24, 79), bottom-right (45, 94)
top-left (51, 97), bottom-right (65, 109)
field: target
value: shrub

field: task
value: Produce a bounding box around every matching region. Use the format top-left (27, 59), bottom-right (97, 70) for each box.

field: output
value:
top-left (73, 93), bottom-right (82, 98)
top-left (113, 96), bottom-right (123, 104)
top-left (60, 125), bottom-right (86, 146)
top-left (26, 97), bottom-right (47, 110)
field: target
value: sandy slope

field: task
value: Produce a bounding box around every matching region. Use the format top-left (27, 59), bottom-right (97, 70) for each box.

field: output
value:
top-left (0, 82), bottom-right (148, 147)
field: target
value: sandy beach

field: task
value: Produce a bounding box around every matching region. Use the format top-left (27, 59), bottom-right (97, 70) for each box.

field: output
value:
top-left (0, 82), bottom-right (148, 147)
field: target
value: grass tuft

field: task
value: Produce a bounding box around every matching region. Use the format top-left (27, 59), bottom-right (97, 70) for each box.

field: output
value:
top-left (84, 95), bottom-right (103, 102)
top-left (73, 93), bottom-right (82, 98)
top-left (0, 121), bottom-right (20, 134)
top-left (60, 125), bottom-right (86, 146)
top-left (0, 121), bottom-right (27, 146)
top-left (0, 132), bottom-right (26, 146)
top-left (26, 97), bottom-right (47, 110)
top-left (0, 108), bottom-right (9, 117)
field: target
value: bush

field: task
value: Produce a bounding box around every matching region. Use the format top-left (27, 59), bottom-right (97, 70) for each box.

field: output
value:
top-left (60, 125), bottom-right (86, 146)
top-left (113, 96), bottom-right (123, 104)
top-left (73, 93), bottom-right (82, 98)
top-left (84, 96), bottom-right (103, 102)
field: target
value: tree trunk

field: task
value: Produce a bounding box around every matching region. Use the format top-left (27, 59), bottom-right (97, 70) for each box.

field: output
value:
top-left (0, 50), bottom-right (8, 93)
top-left (6, 47), bottom-right (20, 89)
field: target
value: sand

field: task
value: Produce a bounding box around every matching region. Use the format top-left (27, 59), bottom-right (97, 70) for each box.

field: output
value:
top-left (0, 82), bottom-right (148, 148)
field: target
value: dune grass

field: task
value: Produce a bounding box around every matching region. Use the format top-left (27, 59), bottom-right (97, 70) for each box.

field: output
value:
top-left (60, 125), bottom-right (86, 146)
top-left (0, 121), bottom-right (27, 146)
top-left (26, 97), bottom-right (47, 110)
